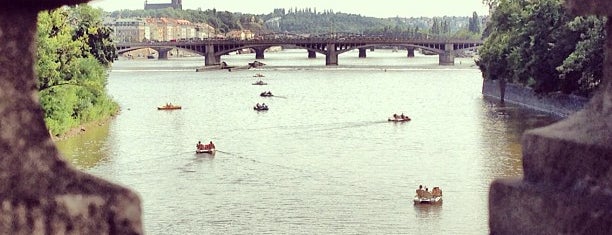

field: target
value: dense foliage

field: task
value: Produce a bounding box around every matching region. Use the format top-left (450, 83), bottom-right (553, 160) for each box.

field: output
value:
top-left (37, 5), bottom-right (119, 136)
top-left (477, 0), bottom-right (604, 96)
top-left (110, 8), bottom-right (264, 33)
top-left (109, 8), bottom-right (484, 39)
top-left (263, 9), bottom-right (483, 39)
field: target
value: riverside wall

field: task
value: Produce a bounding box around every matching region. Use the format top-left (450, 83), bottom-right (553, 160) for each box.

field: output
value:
top-left (481, 79), bottom-right (589, 117)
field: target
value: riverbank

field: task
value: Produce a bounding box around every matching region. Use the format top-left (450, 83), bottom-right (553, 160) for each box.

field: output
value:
top-left (482, 79), bottom-right (589, 118)
top-left (50, 113), bottom-right (117, 142)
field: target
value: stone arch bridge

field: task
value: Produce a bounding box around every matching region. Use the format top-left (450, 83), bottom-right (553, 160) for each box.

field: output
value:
top-left (116, 37), bottom-right (482, 66)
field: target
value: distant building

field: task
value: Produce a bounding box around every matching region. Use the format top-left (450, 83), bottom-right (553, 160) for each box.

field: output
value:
top-left (112, 18), bottom-right (148, 43)
top-left (226, 30), bottom-right (255, 40)
top-left (108, 16), bottom-right (215, 42)
top-left (144, 0), bottom-right (182, 10)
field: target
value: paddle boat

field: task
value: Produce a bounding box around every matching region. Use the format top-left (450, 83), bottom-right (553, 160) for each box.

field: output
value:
top-left (196, 141), bottom-right (215, 154)
top-left (260, 91), bottom-right (273, 97)
top-left (196, 148), bottom-right (215, 154)
top-left (414, 186), bottom-right (443, 204)
top-left (253, 103), bottom-right (269, 111)
top-left (157, 103), bottom-right (182, 110)
top-left (413, 195), bottom-right (443, 204)
top-left (252, 80), bottom-right (267, 85)
top-left (388, 114), bottom-right (411, 122)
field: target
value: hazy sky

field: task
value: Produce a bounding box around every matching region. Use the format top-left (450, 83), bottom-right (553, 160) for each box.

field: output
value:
top-left (88, 0), bottom-right (489, 18)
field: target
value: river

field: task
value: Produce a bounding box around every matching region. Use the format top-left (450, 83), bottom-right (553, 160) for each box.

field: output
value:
top-left (56, 49), bottom-right (558, 234)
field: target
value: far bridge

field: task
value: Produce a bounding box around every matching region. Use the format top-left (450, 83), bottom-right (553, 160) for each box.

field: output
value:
top-left (116, 36), bottom-right (482, 66)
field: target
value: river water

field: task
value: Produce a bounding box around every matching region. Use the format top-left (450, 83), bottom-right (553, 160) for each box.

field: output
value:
top-left (56, 49), bottom-right (558, 234)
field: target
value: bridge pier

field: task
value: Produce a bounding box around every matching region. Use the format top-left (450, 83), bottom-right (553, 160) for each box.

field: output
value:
top-left (204, 44), bottom-right (220, 66)
top-left (156, 48), bottom-right (172, 60)
top-left (358, 48), bottom-right (367, 58)
top-left (325, 43), bottom-right (338, 66)
top-left (407, 47), bottom-right (415, 58)
top-left (254, 47), bottom-right (266, 60)
top-left (438, 43), bottom-right (455, 65)
top-left (307, 50), bottom-right (316, 59)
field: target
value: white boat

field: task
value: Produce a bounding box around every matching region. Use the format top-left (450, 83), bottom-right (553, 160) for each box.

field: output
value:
top-left (196, 149), bottom-right (215, 154)
top-left (413, 196), bottom-right (442, 204)
top-left (388, 117), bottom-right (411, 122)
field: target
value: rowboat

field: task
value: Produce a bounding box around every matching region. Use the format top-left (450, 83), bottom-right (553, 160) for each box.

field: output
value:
top-left (254, 105), bottom-right (269, 111)
top-left (252, 80), bottom-right (267, 85)
top-left (196, 142), bottom-right (215, 154)
top-left (388, 117), bottom-right (411, 122)
top-left (196, 149), bottom-right (215, 154)
top-left (413, 196), bottom-right (442, 204)
top-left (158, 104), bottom-right (182, 110)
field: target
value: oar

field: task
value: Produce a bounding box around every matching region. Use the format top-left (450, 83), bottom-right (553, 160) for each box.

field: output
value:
top-left (215, 149), bottom-right (231, 154)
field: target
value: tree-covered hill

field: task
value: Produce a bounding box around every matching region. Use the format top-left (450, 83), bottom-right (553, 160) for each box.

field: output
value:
top-left (107, 8), bottom-right (485, 39)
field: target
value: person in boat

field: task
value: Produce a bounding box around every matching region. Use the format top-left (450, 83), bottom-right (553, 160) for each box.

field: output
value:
top-left (416, 185), bottom-right (425, 198)
top-left (267, 91), bottom-right (272, 96)
top-left (400, 113), bottom-right (405, 119)
top-left (196, 141), bottom-right (204, 150)
top-left (262, 103), bottom-right (267, 108)
top-left (256, 103), bottom-right (260, 108)
top-left (432, 187), bottom-right (442, 197)
top-left (393, 113), bottom-right (398, 119)
top-left (422, 187), bottom-right (433, 199)
top-left (209, 141), bottom-right (215, 150)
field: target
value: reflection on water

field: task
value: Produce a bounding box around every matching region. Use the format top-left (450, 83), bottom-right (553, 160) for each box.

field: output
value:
top-left (414, 203), bottom-right (443, 218)
top-left (55, 50), bottom-right (561, 234)
top-left (179, 154), bottom-right (215, 173)
top-left (57, 121), bottom-right (112, 169)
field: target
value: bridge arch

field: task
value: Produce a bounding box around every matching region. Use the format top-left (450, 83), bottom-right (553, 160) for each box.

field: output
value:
top-left (335, 44), bottom-right (446, 55)
top-left (117, 46), bottom-right (206, 58)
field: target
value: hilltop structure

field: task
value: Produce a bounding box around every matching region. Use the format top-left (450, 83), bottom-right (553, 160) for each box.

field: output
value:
top-left (144, 0), bottom-right (182, 10)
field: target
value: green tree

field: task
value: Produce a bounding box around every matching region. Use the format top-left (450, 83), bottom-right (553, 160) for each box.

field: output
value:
top-left (70, 5), bottom-right (116, 67)
top-left (478, 0), bottom-right (604, 97)
top-left (36, 6), bottom-right (119, 136)
top-left (430, 18), bottom-right (440, 34)
top-left (556, 16), bottom-right (605, 96)
top-left (469, 12), bottom-right (480, 33)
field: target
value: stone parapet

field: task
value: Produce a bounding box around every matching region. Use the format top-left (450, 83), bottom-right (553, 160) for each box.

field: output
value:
top-left (565, 0), bottom-right (612, 16)
top-left (0, 1), bottom-right (143, 234)
top-left (490, 177), bottom-right (612, 234)
top-left (523, 110), bottom-right (612, 191)
top-left (489, 0), bottom-right (612, 234)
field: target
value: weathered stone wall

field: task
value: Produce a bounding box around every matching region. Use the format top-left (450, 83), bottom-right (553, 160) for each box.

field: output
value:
top-left (0, 1), bottom-right (142, 234)
top-left (489, 0), bottom-right (612, 234)
top-left (482, 79), bottom-right (588, 117)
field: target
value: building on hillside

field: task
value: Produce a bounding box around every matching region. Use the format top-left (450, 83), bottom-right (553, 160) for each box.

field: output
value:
top-left (112, 18), bottom-right (148, 42)
top-left (225, 30), bottom-right (255, 40)
top-left (144, 0), bottom-right (182, 10)
top-left (110, 17), bottom-right (216, 42)
top-left (195, 23), bottom-right (215, 39)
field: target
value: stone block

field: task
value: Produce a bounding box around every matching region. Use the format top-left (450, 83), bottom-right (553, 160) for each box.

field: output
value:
top-left (490, 177), bottom-right (612, 235)
top-left (0, 1), bottom-right (143, 234)
top-left (565, 0), bottom-right (612, 16)
top-left (522, 107), bottom-right (612, 191)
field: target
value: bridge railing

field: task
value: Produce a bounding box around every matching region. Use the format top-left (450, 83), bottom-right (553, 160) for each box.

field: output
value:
top-left (116, 37), bottom-right (483, 48)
